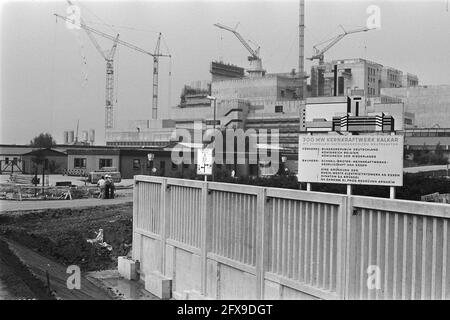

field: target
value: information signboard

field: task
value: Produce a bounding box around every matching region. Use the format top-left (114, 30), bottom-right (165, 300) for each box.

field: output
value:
top-left (298, 134), bottom-right (404, 186)
top-left (197, 148), bottom-right (213, 176)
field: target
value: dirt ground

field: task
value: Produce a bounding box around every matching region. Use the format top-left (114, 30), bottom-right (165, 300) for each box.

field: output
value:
top-left (0, 203), bottom-right (133, 299)
top-left (0, 238), bottom-right (54, 300)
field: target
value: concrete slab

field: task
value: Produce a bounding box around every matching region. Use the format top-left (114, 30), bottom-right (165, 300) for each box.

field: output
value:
top-left (144, 271), bottom-right (172, 300)
top-left (118, 257), bottom-right (139, 280)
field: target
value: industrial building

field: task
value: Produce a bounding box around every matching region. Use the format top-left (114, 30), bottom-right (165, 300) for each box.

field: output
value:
top-left (310, 58), bottom-right (419, 98)
top-left (403, 127), bottom-right (450, 151)
top-left (381, 85), bottom-right (450, 128)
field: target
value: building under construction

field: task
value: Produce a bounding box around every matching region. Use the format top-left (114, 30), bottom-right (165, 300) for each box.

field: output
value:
top-left (310, 58), bottom-right (419, 98)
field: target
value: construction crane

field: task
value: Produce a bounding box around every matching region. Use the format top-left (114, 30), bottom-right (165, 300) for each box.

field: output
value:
top-left (65, 0), bottom-right (120, 129)
top-left (214, 23), bottom-right (265, 77)
top-left (309, 25), bottom-right (372, 65)
top-left (54, 13), bottom-right (171, 126)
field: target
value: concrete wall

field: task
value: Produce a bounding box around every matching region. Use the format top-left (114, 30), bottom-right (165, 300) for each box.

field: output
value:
top-left (211, 75), bottom-right (300, 102)
top-left (133, 176), bottom-right (450, 300)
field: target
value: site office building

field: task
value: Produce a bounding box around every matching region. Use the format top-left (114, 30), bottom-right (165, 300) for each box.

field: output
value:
top-left (66, 148), bottom-right (120, 175)
top-left (119, 148), bottom-right (183, 179)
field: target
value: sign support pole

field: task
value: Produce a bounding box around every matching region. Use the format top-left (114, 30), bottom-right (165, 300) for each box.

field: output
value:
top-left (390, 186), bottom-right (395, 199)
top-left (204, 175), bottom-right (207, 182)
top-left (347, 184), bottom-right (352, 196)
top-left (389, 132), bottom-right (396, 199)
top-left (305, 132), bottom-right (313, 192)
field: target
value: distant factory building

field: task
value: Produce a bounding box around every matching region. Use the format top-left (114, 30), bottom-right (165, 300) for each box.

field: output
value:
top-left (106, 120), bottom-right (176, 147)
top-left (310, 58), bottom-right (419, 98)
top-left (304, 95), bottom-right (413, 133)
top-left (381, 85), bottom-right (450, 128)
top-left (211, 72), bottom-right (301, 102)
top-left (403, 128), bottom-right (450, 152)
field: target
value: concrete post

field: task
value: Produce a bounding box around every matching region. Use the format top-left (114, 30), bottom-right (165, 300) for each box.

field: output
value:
top-left (160, 179), bottom-right (168, 275)
top-left (132, 178), bottom-right (140, 263)
top-left (200, 181), bottom-right (209, 295)
top-left (390, 186), bottom-right (396, 199)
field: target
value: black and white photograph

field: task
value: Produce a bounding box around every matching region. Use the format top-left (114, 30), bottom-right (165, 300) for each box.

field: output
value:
top-left (1, 0), bottom-right (450, 305)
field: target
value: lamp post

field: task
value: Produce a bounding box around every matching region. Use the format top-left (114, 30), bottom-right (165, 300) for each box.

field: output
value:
top-left (206, 96), bottom-right (217, 130)
top-left (206, 96), bottom-right (217, 181)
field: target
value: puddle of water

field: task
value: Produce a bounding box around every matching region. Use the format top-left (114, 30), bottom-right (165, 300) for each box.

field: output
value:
top-left (103, 278), bottom-right (157, 300)
top-left (102, 277), bottom-right (157, 300)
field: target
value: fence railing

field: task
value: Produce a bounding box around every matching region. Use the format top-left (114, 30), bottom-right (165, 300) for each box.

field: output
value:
top-left (132, 176), bottom-right (450, 300)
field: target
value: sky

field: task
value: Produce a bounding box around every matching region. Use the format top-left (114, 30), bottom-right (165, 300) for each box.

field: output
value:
top-left (1, 0), bottom-right (450, 145)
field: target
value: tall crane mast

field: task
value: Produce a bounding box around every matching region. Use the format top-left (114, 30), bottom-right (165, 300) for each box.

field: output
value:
top-left (152, 33), bottom-right (162, 120)
top-left (298, 0), bottom-right (305, 100)
top-left (65, 0), bottom-right (119, 129)
top-left (309, 25), bottom-right (371, 65)
top-left (54, 13), bottom-right (171, 127)
top-left (214, 23), bottom-right (265, 77)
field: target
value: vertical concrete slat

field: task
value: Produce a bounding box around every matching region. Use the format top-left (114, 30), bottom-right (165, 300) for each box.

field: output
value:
top-left (255, 188), bottom-right (266, 300)
top-left (239, 194), bottom-right (244, 263)
top-left (393, 213), bottom-right (398, 300)
top-left (368, 210), bottom-right (373, 300)
top-left (293, 201), bottom-right (299, 281)
top-left (402, 215), bottom-right (408, 300)
top-left (305, 202), bottom-right (310, 284)
top-left (345, 195), bottom-right (356, 300)
top-left (411, 215), bottom-right (417, 300)
top-left (316, 203), bottom-right (321, 287)
top-left (359, 209), bottom-right (365, 300)
top-left (431, 217), bottom-right (437, 300)
top-left (322, 204), bottom-right (328, 289)
top-left (298, 201), bottom-right (304, 282)
top-left (309, 202), bottom-right (315, 285)
top-left (421, 217), bottom-right (427, 300)
top-left (277, 199), bottom-right (282, 274)
top-left (384, 212), bottom-right (390, 300)
top-left (330, 204), bottom-right (336, 292)
top-left (376, 210), bottom-right (382, 300)
top-left (442, 219), bottom-right (447, 300)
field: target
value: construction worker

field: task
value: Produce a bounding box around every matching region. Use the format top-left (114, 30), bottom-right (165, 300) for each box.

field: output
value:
top-left (97, 175), bottom-right (106, 199)
top-left (104, 175), bottom-right (111, 199)
top-left (104, 175), bottom-right (115, 199)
